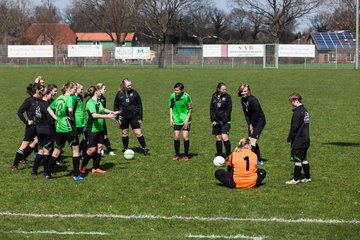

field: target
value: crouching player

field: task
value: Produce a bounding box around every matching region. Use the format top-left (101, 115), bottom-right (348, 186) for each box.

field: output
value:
top-left (215, 138), bottom-right (266, 188)
top-left (286, 92), bottom-right (311, 185)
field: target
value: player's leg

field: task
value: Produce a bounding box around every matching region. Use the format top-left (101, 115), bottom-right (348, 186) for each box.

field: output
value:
top-left (182, 125), bottom-right (190, 160)
top-left (215, 169), bottom-right (236, 188)
top-left (173, 125), bottom-right (181, 160)
top-left (132, 120), bottom-right (148, 155)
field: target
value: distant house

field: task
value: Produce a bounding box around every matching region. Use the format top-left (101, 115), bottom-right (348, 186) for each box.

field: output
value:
top-left (22, 23), bottom-right (77, 45)
top-left (75, 32), bottom-right (137, 50)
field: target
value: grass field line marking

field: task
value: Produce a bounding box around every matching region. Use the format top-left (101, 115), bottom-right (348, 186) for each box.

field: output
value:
top-left (0, 212), bottom-right (359, 225)
top-left (187, 234), bottom-right (265, 239)
top-left (11, 230), bottom-right (110, 235)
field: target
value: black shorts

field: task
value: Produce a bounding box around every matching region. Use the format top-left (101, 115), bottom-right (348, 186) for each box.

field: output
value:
top-left (212, 123), bottom-right (230, 135)
top-left (76, 127), bottom-right (84, 138)
top-left (249, 121), bottom-right (265, 139)
top-left (36, 125), bottom-right (53, 150)
top-left (23, 125), bottom-right (37, 141)
top-left (291, 148), bottom-right (308, 162)
top-left (174, 124), bottom-right (190, 131)
top-left (120, 118), bottom-right (141, 130)
top-left (103, 121), bottom-right (108, 135)
top-left (87, 131), bottom-right (104, 148)
top-left (54, 131), bottom-right (79, 149)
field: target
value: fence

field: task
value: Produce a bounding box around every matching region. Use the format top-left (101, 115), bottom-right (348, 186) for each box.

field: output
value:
top-left (0, 44), bottom-right (358, 69)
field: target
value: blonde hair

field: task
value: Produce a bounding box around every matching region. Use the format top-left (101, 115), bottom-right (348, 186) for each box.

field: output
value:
top-left (96, 83), bottom-right (105, 91)
top-left (119, 79), bottom-right (130, 92)
top-left (237, 83), bottom-right (251, 97)
top-left (61, 81), bottom-right (77, 94)
top-left (234, 138), bottom-right (251, 152)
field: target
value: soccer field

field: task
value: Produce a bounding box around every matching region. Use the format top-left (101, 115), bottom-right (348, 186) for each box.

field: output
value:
top-left (0, 67), bottom-right (359, 239)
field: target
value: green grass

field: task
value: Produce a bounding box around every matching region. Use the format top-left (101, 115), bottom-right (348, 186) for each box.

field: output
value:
top-left (0, 67), bottom-right (359, 239)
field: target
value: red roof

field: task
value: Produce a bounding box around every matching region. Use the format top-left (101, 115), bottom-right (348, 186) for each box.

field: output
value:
top-left (76, 32), bottom-right (135, 42)
top-left (22, 23), bottom-right (76, 45)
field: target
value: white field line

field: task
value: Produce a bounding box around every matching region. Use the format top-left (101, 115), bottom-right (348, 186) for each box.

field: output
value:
top-left (0, 212), bottom-right (359, 225)
top-left (187, 234), bottom-right (265, 239)
top-left (11, 230), bottom-right (110, 235)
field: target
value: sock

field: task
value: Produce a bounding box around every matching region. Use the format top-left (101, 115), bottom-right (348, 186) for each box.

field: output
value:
top-left (174, 140), bottom-right (180, 156)
top-left (104, 138), bottom-right (112, 152)
top-left (81, 152), bottom-right (92, 168)
top-left (13, 150), bottom-right (24, 166)
top-left (122, 136), bottom-right (129, 150)
top-left (93, 153), bottom-right (101, 169)
top-left (22, 146), bottom-right (34, 160)
top-left (184, 140), bottom-right (190, 156)
top-left (256, 143), bottom-right (262, 160)
top-left (216, 141), bottom-right (222, 156)
top-left (137, 135), bottom-right (147, 149)
top-left (43, 155), bottom-right (50, 173)
top-left (302, 163), bottom-right (311, 179)
top-left (32, 153), bottom-right (43, 173)
top-left (224, 140), bottom-right (231, 157)
top-left (80, 139), bottom-right (87, 156)
top-left (47, 156), bottom-right (57, 176)
top-left (72, 156), bottom-right (80, 177)
top-left (294, 165), bottom-right (302, 181)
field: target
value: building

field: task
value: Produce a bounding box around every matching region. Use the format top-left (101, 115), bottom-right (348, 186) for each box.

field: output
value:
top-left (75, 32), bottom-right (137, 50)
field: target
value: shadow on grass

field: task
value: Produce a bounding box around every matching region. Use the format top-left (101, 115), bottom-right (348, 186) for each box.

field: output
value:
top-left (323, 142), bottom-right (360, 147)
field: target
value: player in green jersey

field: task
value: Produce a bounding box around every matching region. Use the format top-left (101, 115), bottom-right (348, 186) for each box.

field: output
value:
top-left (80, 86), bottom-right (119, 174)
top-left (47, 81), bottom-right (83, 182)
top-left (74, 83), bottom-right (86, 155)
top-left (168, 82), bottom-right (192, 161)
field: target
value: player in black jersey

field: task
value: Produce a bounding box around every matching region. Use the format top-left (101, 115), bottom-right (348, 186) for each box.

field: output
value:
top-left (210, 83), bottom-right (232, 158)
top-left (97, 83), bottom-right (115, 156)
top-left (114, 79), bottom-right (148, 155)
top-left (238, 83), bottom-right (266, 165)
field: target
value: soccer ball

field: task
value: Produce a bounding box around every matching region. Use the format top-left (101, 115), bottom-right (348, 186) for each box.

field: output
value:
top-left (124, 149), bottom-right (135, 160)
top-left (213, 156), bottom-right (225, 167)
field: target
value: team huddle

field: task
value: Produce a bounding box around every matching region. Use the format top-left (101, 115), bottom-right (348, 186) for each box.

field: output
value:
top-left (11, 76), bottom-right (311, 186)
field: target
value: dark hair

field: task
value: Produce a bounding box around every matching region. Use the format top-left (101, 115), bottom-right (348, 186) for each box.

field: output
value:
top-left (46, 84), bottom-right (57, 94)
top-left (212, 82), bottom-right (226, 97)
top-left (174, 82), bottom-right (184, 90)
top-left (84, 86), bottom-right (97, 98)
top-left (26, 83), bottom-right (44, 96)
top-left (288, 92), bottom-right (302, 102)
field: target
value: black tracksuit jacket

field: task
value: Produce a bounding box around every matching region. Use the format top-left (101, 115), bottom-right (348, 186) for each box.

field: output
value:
top-left (287, 105), bottom-right (310, 149)
top-left (113, 89), bottom-right (143, 120)
top-left (210, 93), bottom-right (232, 123)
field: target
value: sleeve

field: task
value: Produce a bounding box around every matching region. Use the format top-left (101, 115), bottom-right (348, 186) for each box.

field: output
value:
top-left (187, 94), bottom-right (193, 109)
top-left (210, 96), bottom-right (216, 122)
top-left (87, 101), bottom-right (97, 115)
top-left (249, 97), bottom-right (260, 125)
top-left (113, 92), bottom-right (122, 119)
top-left (226, 95), bottom-right (232, 121)
top-left (135, 91), bottom-right (143, 120)
top-left (227, 154), bottom-right (234, 173)
top-left (67, 96), bottom-right (75, 109)
top-left (50, 98), bottom-right (57, 110)
top-left (17, 98), bottom-right (30, 125)
top-left (168, 95), bottom-right (174, 108)
top-left (287, 110), bottom-right (301, 143)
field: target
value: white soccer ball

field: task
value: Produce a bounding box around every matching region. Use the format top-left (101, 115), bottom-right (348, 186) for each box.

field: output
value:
top-left (213, 156), bottom-right (225, 167)
top-left (124, 149), bottom-right (135, 160)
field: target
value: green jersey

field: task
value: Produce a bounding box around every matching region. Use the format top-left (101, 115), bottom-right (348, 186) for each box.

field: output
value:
top-left (85, 98), bottom-right (105, 133)
top-left (168, 92), bottom-right (192, 125)
top-left (74, 96), bottom-right (85, 128)
top-left (50, 94), bottom-right (75, 133)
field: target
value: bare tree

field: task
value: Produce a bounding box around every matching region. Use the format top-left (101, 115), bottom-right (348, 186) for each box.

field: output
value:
top-left (33, 0), bottom-right (61, 23)
top-left (210, 8), bottom-right (227, 39)
top-left (137, 0), bottom-right (205, 68)
top-left (311, 12), bottom-right (331, 32)
top-left (328, 0), bottom-right (356, 31)
top-left (231, 0), bottom-right (325, 43)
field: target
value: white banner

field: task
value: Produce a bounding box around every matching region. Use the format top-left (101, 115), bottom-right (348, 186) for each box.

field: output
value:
top-left (115, 47), bottom-right (133, 59)
top-left (278, 44), bottom-right (315, 58)
top-left (68, 45), bottom-right (103, 57)
top-left (114, 47), bottom-right (150, 60)
top-left (8, 45), bottom-right (53, 58)
top-left (203, 45), bottom-right (227, 58)
top-left (228, 44), bottom-right (264, 57)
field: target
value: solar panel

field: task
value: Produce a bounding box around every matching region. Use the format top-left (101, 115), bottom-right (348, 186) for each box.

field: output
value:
top-left (311, 32), bottom-right (357, 50)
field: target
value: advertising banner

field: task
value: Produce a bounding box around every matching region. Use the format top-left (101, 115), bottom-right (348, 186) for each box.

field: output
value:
top-left (8, 45), bottom-right (53, 58)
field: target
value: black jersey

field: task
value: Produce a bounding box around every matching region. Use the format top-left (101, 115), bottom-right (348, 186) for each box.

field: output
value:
top-left (210, 93), bottom-right (232, 123)
top-left (17, 96), bottom-right (38, 125)
top-left (241, 95), bottom-right (266, 127)
top-left (288, 105), bottom-right (310, 149)
top-left (47, 98), bottom-right (56, 126)
top-left (98, 95), bottom-right (106, 108)
top-left (114, 89), bottom-right (143, 120)
top-left (34, 99), bottom-right (51, 127)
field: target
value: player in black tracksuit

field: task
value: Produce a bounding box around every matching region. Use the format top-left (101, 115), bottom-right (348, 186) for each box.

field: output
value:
top-left (210, 82), bottom-right (232, 158)
top-left (238, 83), bottom-right (266, 164)
top-left (97, 83), bottom-right (115, 156)
top-left (114, 79), bottom-right (148, 155)
top-left (286, 92), bottom-right (311, 184)
top-left (12, 83), bottom-right (44, 172)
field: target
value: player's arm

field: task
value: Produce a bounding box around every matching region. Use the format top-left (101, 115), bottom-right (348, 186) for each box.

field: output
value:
top-left (17, 99), bottom-right (31, 125)
top-left (135, 91), bottom-right (143, 121)
top-left (287, 110), bottom-right (301, 143)
top-left (227, 154), bottom-right (234, 173)
top-left (47, 107), bottom-right (57, 121)
top-left (210, 97), bottom-right (216, 123)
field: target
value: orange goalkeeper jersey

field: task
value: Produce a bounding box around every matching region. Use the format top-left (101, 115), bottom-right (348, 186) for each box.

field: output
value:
top-left (228, 149), bottom-right (258, 188)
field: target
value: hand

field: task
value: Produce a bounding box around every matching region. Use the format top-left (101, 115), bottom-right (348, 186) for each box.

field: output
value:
top-left (113, 111), bottom-right (121, 115)
top-left (212, 121), bottom-right (217, 125)
top-left (27, 120), bottom-right (34, 125)
top-left (183, 121), bottom-right (189, 129)
top-left (249, 125), bottom-right (254, 134)
top-left (170, 119), bottom-right (174, 127)
top-left (138, 120), bottom-right (142, 124)
top-left (108, 113), bottom-right (117, 119)
top-left (118, 119), bottom-right (122, 125)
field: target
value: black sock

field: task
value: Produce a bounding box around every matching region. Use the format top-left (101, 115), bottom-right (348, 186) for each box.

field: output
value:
top-left (294, 165), bottom-right (302, 181)
top-left (47, 156), bottom-right (57, 176)
top-left (13, 150), bottom-right (24, 166)
top-left (22, 146), bottom-right (34, 160)
top-left (251, 144), bottom-right (261, 161)
top-left (80, 139), bottom-right (87, 156)
top-left (302, 163), bottom-right (311, 179)
top-left (216, 141), bottom-right (222, 156)
top-left (122, 136), bottom-right (129, 150)
top-left (184, 140), bottom-right (190, 156)
top-left (104, 138), bottom-right (112, 151)
top-left (137, 135), bottom-right (147, 149)
top-left (174, 140), bottom-right (180, 156)
top-left (93, 153), bottom-right (101, 169)
top-left (224, 140), bottom-right (231, 157)
top-left (73, 156), bottom-right (80, 177)
top-left (81, 152), bottom-right (92, 168)
top-left (32, 154), bottom-right (43, 173)
top-left (43, 155), bottom-right (50, 173)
